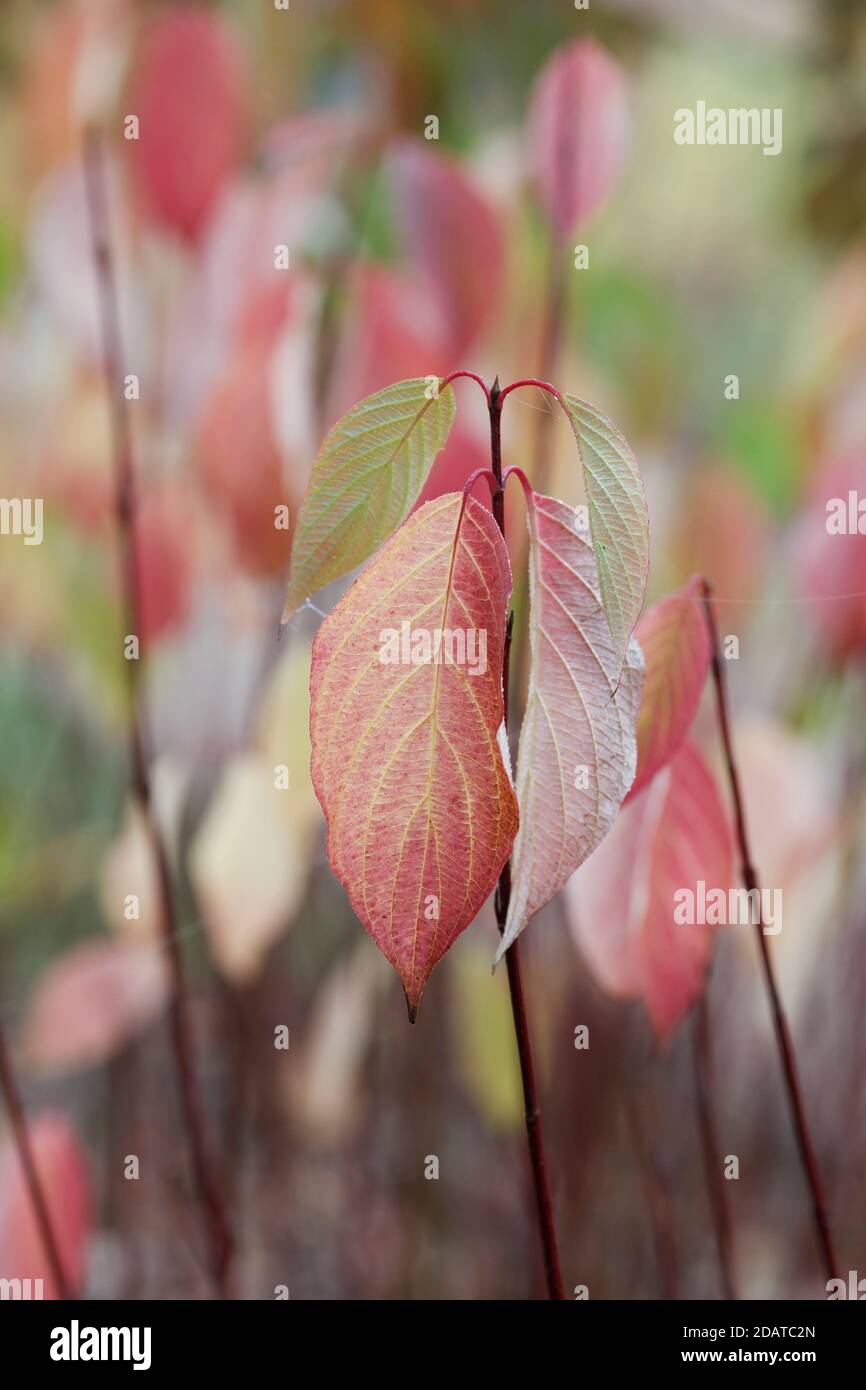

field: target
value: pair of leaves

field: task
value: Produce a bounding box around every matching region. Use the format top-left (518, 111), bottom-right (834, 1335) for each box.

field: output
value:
top-left (284, 376), bottom-right (650, 1010)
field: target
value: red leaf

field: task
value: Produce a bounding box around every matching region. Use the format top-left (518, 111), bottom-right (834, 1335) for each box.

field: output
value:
top-left (310, 495), bottom-right (517, 1016)
top-left (628, 576), bottom-right (710, 801)
top-left (568, 742), bottom-right (734, 1037)
top-left (133, 486), bottom-right (193, 641)
top-left (0, 1113), bottom-right (91, 1297)
top-left (386, 139), bottom-right (504, 359)
top-left (326, 266), bottom-right (450, 423)
top-left (527, 38), bottom-right (628, 241)
top-left (127, 7), bottom-right (248, 240)
top-left (197, 344), bottom-right (298, 577)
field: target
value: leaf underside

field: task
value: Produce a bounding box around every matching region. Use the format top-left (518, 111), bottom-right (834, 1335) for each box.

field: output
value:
top-left (561, 393), bottom-right (649, 673)
top-left (497, 489), bottom-right (643, 962)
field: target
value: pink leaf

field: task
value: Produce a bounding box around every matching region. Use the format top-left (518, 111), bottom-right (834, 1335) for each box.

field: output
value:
top-left (22, 940), bottom-right (170, 1074)
top-left (795, 454), bottom-right (866, 660)
top-left (628, 576), bottom-right (710, 801)
top-left (527, 38), bottom-right (628, 241)
top-left (133, 486), bottom-right (194, 641)
top-left (673, 468), bottom-right (769, 630)
top-left (568, 742), bottom-right (734, 1038)
top-left (326, 265), bottom-right (450, 422)
top-left (127, 7), bottom-right (248, 240)
top-left (197, 343), bottom-right (299, 577)
top-left (386, 139), bottom-right (504, 359)
top-left (0, 1112), bottom-right (91, 1297)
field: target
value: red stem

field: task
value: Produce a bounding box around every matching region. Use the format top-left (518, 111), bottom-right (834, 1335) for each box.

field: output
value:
top-left (83, 129), bottom-right (232, 1294)
top-left (489, 378), bottom-right (565, 1301)
top-left (700, 578), bottom-right (838, 1285)
top-left (0, 1028), bottom-right (71, 1297)
top-left (498, 377), bottom-right (563, 406)
top-left (440, 369), bottom-right (491, 403)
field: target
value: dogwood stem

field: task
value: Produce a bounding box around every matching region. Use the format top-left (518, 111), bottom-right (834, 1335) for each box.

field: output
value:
top-left (489, 378), bottom-right (565, 1301)
top-left (700, 579), bottom-right (838, 1285)
top-left (83, 129), bottom-right (232, 1294)
top-left (0, 1027), bottom-right (70, 1297)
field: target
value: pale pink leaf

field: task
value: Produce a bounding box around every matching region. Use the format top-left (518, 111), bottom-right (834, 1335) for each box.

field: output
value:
top-left (568, 741), bottom-right (734, 1038)
top-left (386, 139), bottom-right (504, 359)
top-left (22, 940), bottom-right (170, 1073)
top-left (795, 454), bottom-right (866, 660)
top-left (496, 489), bottom-right (643, 962)
top-left (628, 576), bottom-right (710, 801)
top-left (527, 38), bottom-right (628, 241)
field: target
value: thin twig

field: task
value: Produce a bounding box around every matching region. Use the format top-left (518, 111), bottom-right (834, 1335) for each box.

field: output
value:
top-left (693, 996), bottom-right (736, 1300)
top-left (83, 129), bottom-right (232, 1294)
top-left (700, 577), bottom-right (838, 1284)
top-left (0, 1028), bottom-right (70, 1297)
top-left (489, 378), bottom-right (565, 1301)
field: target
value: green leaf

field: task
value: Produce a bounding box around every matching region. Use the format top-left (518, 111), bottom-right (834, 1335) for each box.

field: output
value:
top-left (282, 377), bottom-right (456, 622)
top-left (560, 393), bottom-right (649, 667)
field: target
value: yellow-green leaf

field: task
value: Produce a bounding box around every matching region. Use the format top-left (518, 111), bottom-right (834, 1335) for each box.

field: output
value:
top-left (561, 393), bottom-right (649, 668)
top-left (282, 377), bottom-right (456, 622)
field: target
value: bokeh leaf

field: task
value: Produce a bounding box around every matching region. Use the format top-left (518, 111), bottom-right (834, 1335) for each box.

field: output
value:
top-left (527, 37), bottom-right (628, 241)
top-left (190, 752), bottom-right (313, 985)
top-left (310, 494), bottom-right (517, 1016)
top-left (21, 939), bottom-right (169, 1074)
top-left (386, 139), bottom-right (504, 359)
top-left (127, 6), bottom-right (248, 240)
top-left (568, 742), bottom-right (734, 1038)
top-left (0, 1112), bottom-right (91, 1298)
top-left (628, 576), bottom-right (710, 801)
